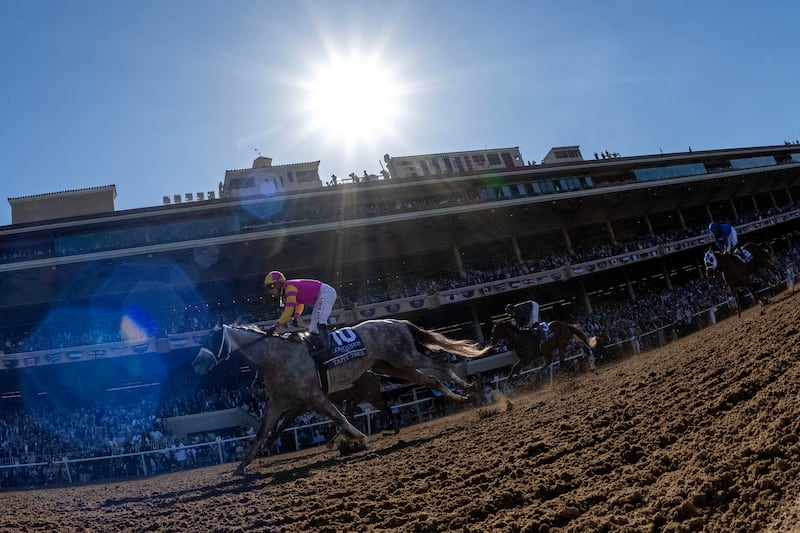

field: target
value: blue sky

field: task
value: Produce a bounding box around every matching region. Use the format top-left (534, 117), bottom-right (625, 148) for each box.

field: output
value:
top-left (2, 1), bottom-right (799, 226)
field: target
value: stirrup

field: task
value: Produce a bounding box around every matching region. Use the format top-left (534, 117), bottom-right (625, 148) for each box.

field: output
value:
top-left (309, 333), bottom-right (324, 354)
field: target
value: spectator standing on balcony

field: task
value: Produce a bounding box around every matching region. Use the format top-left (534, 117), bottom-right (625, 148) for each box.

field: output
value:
top-left (263, 271), bottom-right (337, 354)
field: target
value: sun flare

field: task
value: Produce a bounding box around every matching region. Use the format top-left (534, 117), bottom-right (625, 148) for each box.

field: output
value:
top-left (300, 53), bottom-right (407, 148)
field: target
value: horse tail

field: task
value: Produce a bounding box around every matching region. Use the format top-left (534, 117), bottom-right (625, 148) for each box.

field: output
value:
top-left (567, 324), bottom-right (597, 349)
top-left (402, 320), bottom-right (490, 358)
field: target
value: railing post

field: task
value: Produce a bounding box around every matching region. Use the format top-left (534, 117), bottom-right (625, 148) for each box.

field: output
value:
top-left (62, 457), bottom-right (72, 484)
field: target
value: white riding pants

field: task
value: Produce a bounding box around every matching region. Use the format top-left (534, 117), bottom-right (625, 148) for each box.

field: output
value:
top-left (727, 227), bottom-right (738, 251)
top-left (309, 284), bottom-right (337, 334)
top-left (523, 301), bottom-right (540, 328)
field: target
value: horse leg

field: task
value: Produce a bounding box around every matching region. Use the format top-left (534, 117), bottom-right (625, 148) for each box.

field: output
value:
top-left (306, 390), bottom-right (368, 449)
top-left (235, 401), bottom-right (290, 475)
top-left (377, 365), bottom-right (472, 402)
top-left (356, 375), bottom-right (399, 434)
top-left (262, 408), bottom-right (301, 452)
top-left (504, 361), bottom-right (520, 392)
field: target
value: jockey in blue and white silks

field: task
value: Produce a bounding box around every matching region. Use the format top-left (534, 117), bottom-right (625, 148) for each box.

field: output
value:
top-left (708, 221), bottom-right (738, 253)
top-left (708, 221), bottom-right (750, 262)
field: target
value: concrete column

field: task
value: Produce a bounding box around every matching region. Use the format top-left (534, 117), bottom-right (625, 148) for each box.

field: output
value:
top-left (561, 226), bottom-right (574, 255)
top-left (511, 236), bottom-right (522, 263)
top-left (624, 271), bottom-right (636, 301)
top-left (452, 244), bottom-right (465, 278)
top-left (578, 279), bottom-right (592, 314)
top-left (676, 208), bottom-right (686, 230)
top-left (643, 214), bottom-right (654, 237)
top-left (750, 195), bottom-right (759, 214)
top-left (729, 199), bottom-right (738, 222)
top-left (471, 305), bottom-right (484, 344)
top-left (661, 259), bottom-right (674, 291)
top-left (606, 221), bottom-right (617, 245)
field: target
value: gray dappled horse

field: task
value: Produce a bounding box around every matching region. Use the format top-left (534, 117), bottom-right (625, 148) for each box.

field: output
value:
top-left (192, 319), bottom-right (489, 475)
top-left (704, 243), bottom-right (780, 317)
top-left (489, 320), bottom-right (597, 386)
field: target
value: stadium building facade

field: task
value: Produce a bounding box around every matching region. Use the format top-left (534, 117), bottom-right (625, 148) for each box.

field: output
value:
top-left (2, 143), bottom-right (800, 401)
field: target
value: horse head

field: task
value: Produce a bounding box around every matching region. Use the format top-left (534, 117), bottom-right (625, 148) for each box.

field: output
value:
top-left (489, 321), bottom-right (512, 346)
top-left (191, 325), bottom-right (227, 375)
top-left (489, 322), bottom-right (499, 345)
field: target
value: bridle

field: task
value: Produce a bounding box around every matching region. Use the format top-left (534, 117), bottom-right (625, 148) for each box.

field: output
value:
top-left (199, 325), bottom-right (273, 369)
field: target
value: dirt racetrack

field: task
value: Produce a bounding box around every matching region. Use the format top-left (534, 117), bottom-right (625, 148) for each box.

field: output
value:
top-left (3, 290), bottom-right (800, 532)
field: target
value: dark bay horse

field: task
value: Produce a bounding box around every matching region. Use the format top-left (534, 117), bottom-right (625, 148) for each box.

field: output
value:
top-left (489, 320), bottom-right (597, 385)
top-left (704, 243), bottom-right (780, 316)
top-left (250, 369), bottom-right (400, 449)
top-left (192, 319), bottom-right (489, 474)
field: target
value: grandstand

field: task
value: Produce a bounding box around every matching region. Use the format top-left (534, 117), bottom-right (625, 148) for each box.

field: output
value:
top-left (1, 143), bottom-right (800, 481)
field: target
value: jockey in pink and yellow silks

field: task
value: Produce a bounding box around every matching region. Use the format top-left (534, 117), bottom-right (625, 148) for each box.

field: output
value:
top-left (263, 270), bottom-right (337, 353)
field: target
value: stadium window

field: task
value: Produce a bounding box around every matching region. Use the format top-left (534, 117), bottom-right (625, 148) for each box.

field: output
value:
top-left (472, 154), bottom-right (487, 165)
top-left (443, 158), bottom-right (453, 172)
top-left (488, 153), bottom-right (501, 165)
top-left (729, 156), bottom-right (778, 170)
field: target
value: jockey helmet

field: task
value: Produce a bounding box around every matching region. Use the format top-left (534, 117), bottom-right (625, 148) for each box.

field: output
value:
top-left (264, 270), bottom-right (286, 296)
top-left (505, 303), bottom-right (514, 316)
top-left (708, 221), bottom-right (719, 233)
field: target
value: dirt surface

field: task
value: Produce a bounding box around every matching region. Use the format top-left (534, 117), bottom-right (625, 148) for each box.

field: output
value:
top-left (3, 291), bottom-right (800, 532)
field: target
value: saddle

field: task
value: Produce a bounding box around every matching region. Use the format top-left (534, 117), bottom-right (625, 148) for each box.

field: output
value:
top-left (302, 327), bottom-right (368, 394)
top-left (733, 248), bottom-right (752, 263)
top-left (523, 323), bottom-right (553, 343)
top-left (273, 331), bottom-right (332, 391)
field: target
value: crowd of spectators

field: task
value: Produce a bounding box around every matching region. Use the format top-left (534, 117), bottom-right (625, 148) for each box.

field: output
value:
top-left (1, 211), bottom-right (798, 355)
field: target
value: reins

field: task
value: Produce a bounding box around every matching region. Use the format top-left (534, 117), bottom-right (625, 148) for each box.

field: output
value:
top-left (209, 326), bottom-right (274, 366)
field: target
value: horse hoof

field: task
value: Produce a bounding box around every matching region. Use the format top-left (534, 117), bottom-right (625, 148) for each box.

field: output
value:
top-left (234, 466), bottom-right (247, 476)
top-left (338, 439), bottom-right (367, 456)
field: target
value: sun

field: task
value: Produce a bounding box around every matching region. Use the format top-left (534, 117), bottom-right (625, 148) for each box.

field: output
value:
top-left (300, 52), bottom-right (407, 149)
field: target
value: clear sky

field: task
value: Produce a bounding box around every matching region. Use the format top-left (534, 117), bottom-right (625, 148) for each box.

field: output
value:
top-left (2, 1), bottom-right (799, 226)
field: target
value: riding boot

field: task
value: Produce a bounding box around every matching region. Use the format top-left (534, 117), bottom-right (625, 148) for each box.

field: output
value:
top-left (531, 324), bottom-right (540, 343)
top-left (318, 324), bottom-right (330, 353)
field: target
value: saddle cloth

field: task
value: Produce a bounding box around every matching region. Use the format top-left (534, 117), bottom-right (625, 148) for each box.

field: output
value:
top-left (306, 327), bottom-right (367, 393)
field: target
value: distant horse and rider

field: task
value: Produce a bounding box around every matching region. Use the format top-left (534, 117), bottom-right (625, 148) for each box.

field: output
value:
top-left (704, 242), bottom-right (781, 317)
top-left (192, 319), bottom-right (489, 474)
top-left (489, 319), bottom-right (597, 386)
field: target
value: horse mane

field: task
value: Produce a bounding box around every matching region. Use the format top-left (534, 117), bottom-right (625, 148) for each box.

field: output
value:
top-left (231, 323), bottom-right (270, 335)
